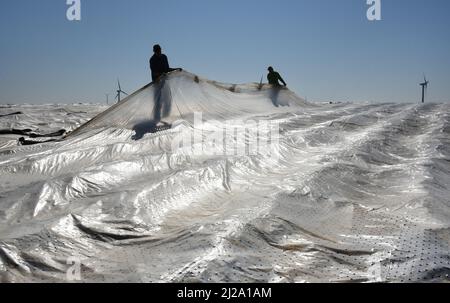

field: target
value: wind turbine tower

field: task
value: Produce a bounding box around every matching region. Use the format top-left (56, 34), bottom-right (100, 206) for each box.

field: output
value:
top-left (115, 79), bottom-right (128, 103)
top-left (419, 75), bottom-right (429, 103)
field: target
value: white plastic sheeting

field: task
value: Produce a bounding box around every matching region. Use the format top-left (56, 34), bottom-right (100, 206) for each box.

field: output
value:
top-left (0, 71), bottom-right (449, 282)
top-left (67, 71), bottom-right (302, 137)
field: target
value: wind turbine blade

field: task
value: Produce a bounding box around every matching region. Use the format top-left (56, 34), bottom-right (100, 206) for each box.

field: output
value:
top-left (121, 90), bottom-right (128, 96)
top-left (118, 79), bottom-right (121, 91)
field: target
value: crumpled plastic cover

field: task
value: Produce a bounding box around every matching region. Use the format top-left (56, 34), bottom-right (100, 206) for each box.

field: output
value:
top-left (0, 71), bottom-right (449, 282)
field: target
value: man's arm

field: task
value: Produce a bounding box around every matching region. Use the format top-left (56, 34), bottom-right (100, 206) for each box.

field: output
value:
top-left (278, 73), bottom-right (287, 86)
top-left (163, 55), bottom-right (170, 72)
top-left (164, 55), bottom-right (182, 73)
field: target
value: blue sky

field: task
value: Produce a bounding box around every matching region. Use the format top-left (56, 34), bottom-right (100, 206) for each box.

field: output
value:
top-left (0, 0), bottom-right (449, 104)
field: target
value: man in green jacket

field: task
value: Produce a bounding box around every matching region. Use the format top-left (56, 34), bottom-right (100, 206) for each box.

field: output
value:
top-left (267, 66), bottom-right (287, 87)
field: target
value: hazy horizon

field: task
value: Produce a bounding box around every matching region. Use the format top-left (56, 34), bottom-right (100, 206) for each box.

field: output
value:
top-left (1, 0), bottom-right (449, 104)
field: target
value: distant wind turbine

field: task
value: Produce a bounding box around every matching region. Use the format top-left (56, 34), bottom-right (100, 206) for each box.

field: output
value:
top-left (105, 93), bottom-right (109, 105)
top-left (115, 79), bottom-right (128, 103)
top-left (419, 75), bottom-right (429, 103)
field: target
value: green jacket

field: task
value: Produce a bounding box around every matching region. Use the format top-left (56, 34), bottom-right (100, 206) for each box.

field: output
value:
top-left (267, 71), bottom-right (287, 86)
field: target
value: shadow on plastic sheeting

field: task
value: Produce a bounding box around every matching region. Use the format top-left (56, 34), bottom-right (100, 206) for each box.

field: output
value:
top-left (152, 77), bottom-right (173, 122)
top-left (269, 87), bottom-right (290, 107)
top-left (131, 75), bottom-right (174, 140)
top-left (131, 120), bottom-right (172, 140)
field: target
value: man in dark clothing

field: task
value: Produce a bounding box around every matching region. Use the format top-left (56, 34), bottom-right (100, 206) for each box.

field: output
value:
top-left (267, 66), bottom-right (287, 87)
top-left (149, 44), bottom-right (182, 82)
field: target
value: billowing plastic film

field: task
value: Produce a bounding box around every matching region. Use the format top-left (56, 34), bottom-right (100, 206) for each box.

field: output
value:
top-left (68, 71), bottom-right (305, 137)
top-left (0, 71), bottom-right (449, 283)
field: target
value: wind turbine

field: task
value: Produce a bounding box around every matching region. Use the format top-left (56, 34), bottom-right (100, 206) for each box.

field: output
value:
top-left (419, 75), bottom-right (429, 103)
top-left (105, 93), bottom-right (109, 105)
top-left (115, 79), bottom-right (128, 103)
